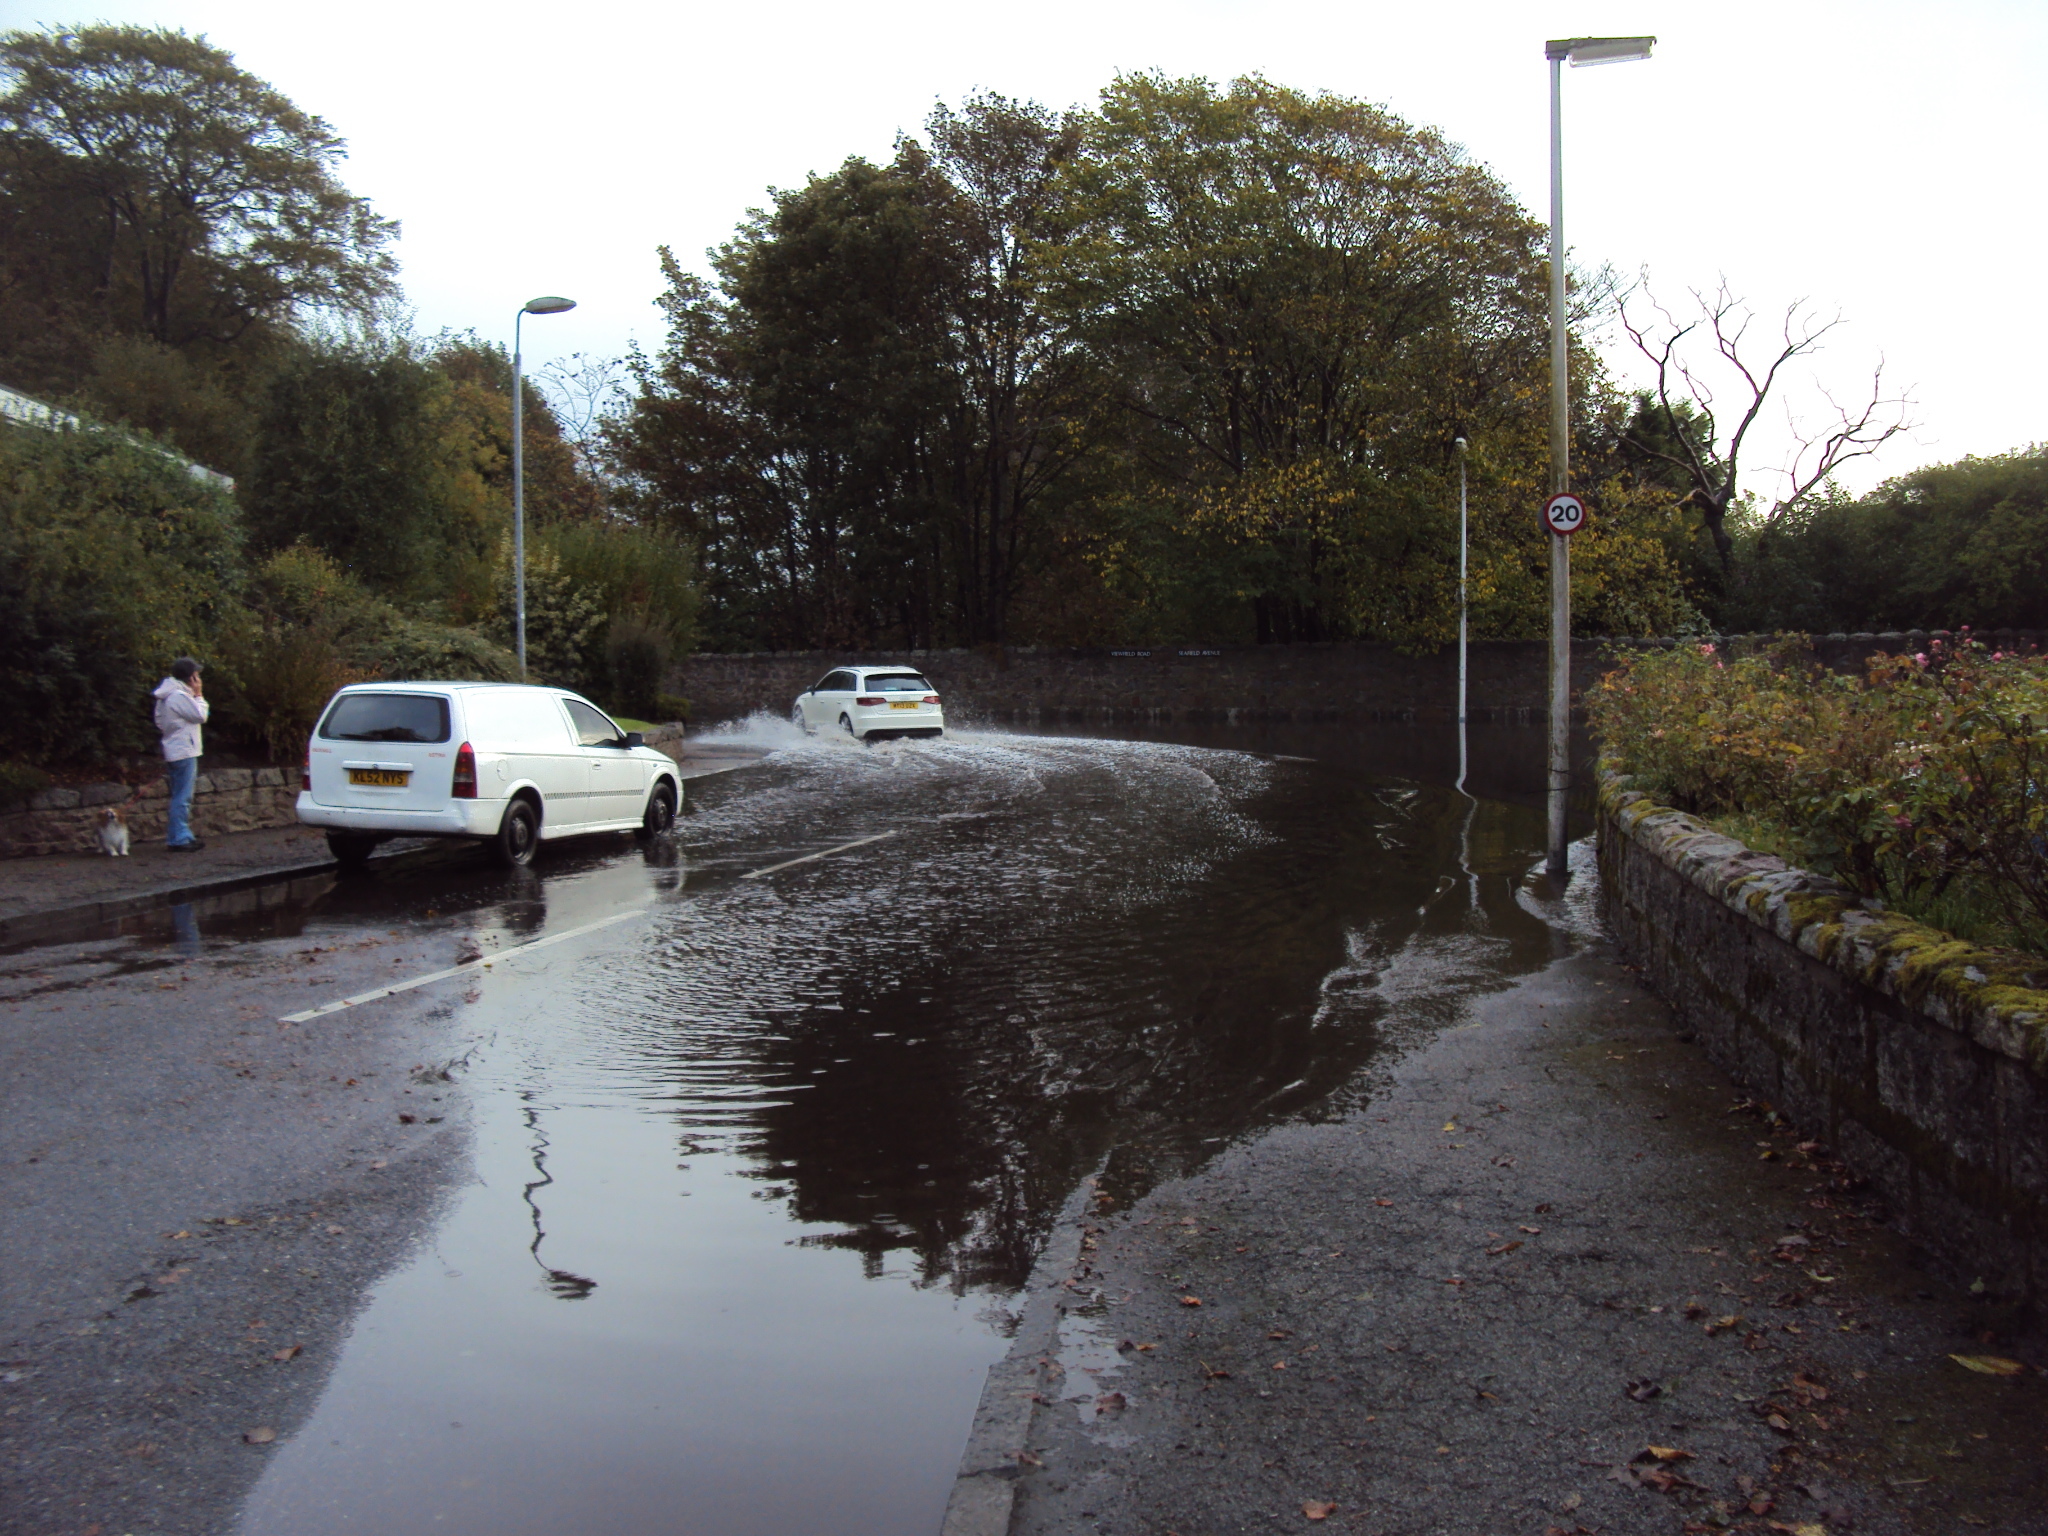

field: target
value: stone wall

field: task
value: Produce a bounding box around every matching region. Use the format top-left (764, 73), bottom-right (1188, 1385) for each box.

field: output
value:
top-left (0, 724), bottom-right (696, 859)
top-left (676, 629), bottom-right (2048, 728)
top-left (0, 767), bottom-right (301, 857)
top-left (1598, 768), bottom-right (2048, 1304)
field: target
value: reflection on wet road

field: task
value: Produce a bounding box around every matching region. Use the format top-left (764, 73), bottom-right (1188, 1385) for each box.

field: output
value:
top-left (198, 722), bottom-right (1573, 1534)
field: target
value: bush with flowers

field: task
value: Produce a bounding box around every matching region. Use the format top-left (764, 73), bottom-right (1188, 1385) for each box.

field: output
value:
top-left (1590, 632), bottom-right (2048, 952)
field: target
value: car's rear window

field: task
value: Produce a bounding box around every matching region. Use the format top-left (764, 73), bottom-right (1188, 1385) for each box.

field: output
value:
top-left (319, 692), bottom-right (451, 743)
top-left (865, 674), bottom-right (933, 693)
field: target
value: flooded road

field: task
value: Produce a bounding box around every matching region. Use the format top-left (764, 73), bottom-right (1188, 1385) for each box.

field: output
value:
top-left (34, 722), bottom-right (1583, 1534)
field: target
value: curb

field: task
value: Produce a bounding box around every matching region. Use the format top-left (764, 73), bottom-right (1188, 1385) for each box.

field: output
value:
top-left (940, 1171), bottom-right (1101, 1536)
top-left (0, 842), bottom-right (442, 952)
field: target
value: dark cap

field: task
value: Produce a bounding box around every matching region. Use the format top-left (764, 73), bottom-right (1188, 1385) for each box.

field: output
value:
top-left (170, 656), bottom-right (202, 681)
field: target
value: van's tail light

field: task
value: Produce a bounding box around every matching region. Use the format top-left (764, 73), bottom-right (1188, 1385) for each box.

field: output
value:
top-left (856, 696), bottom-right (884, 707)
top-left (923, 695), bottom-right (940, 705)
top-left (452, 742), bottom-right (478, 799)
top-left (301, 754), bottom-right (311, 792)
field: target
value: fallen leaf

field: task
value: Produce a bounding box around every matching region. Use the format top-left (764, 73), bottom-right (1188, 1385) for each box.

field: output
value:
top-left (1442, 1122), bottom-right (1458, 1133)
top-left (1135, 1341), bottom-right (1157, 1352)
top-left (1705, 1314), bottom-right (1744, 1335)
top-left (1534, 1202), bottom-right (1553, 1213)
top-left (368, 1160), bottom-right (387, 1170)
top-left (1272, 1360), bottom-right (1288, 1371)
top-left (1766, 1413), bottom-right (1794, 1432)
top-left (1519, 1225), bottom-right (1542, 1235)
top-left (1486, 1240), bottom-right (1524, 1257)
top-left (272, 1345), bottom-right (301, 1362)
top-left (243, 1427), bottom-right (277, 1445)
top-left (1095, 1391), bottom-right (1126, 1412)
top-left (1625, 1379), bottom-right (1663, 1402)
top-left (397, 1113), bottom-right (416, 1125)
top-left (1303, 1501), bottom-right (1337, 1521)
top-left (1683, 1302), bottom-right (1708, 1320)
top-left (1950, 1354), bottom-right (2025, 1376)
top-left (1560, 1493), bottom-right (1583, 1511)
top-left (1767, 1523), bottom-right (1826, 1536)
top-left (325, 1225), bottom-right (345, 1236)
top-left (1015, 1450), bottom-right (1042, 1467)
top-left (1179, 1295), bottom-right (1202, 1308)
top-left (1640, 1445), bottom-right (1693, 1462)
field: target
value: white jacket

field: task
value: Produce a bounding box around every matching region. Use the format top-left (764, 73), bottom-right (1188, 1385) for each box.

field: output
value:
top-left (153, 677), bottom-right (210, 762)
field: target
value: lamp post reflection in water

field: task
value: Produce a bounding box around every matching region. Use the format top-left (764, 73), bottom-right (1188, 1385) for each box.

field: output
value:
top-left (520, 1097), bottom-right (598, 1300)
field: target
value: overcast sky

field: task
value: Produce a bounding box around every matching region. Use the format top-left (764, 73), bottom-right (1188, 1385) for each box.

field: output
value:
top-left (65, 0), bottom-right (2048, 497)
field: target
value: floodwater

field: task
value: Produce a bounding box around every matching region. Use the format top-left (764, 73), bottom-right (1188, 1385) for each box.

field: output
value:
top-left (189, 720), bottom-right (1590, 1534)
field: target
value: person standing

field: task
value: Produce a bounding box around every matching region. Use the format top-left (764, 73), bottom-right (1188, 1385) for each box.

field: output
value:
top-left (153, 657), bottom-right (210, 852)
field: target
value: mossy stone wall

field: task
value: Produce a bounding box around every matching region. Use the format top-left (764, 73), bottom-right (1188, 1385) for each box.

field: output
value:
top-left (1598, 768), bottom-right (2048, 1304)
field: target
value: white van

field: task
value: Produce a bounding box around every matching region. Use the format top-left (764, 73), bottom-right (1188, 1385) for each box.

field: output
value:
top-left (296, 682), bottom-right (682, 868)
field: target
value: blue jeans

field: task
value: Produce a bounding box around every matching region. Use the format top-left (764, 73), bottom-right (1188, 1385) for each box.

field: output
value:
top-left (165, 756), bottom-right (198, 846)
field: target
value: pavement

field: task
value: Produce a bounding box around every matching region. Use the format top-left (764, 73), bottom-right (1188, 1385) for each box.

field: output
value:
top-left (0, 742), bottom-right (771, 948)
top-left (1002, 944), bottom-right (2047, 1536)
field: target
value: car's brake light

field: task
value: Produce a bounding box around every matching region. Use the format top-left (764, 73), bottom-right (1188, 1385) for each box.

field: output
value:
top-left (923, 695), bottom-right (940, 705)
top-left (452, 741), bottom-right (478, 799)
top-left (856, 696), bottom-right (884, 707)
top-left (302, 754), bottom-right (311, 792)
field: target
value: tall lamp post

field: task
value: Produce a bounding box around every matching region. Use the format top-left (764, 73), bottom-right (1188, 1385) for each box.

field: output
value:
top-left (512, 295), bottom-right (577, 679)
top-left (1543, 34), bottom-right (1654, 881)
top-left (1454, 435), bottom-right (1469, 797)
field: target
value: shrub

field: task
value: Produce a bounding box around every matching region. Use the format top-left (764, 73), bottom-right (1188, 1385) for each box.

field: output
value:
top-left (1592, 634), bottom-right (2048, 950)
top-left (603, 605), bottom-right (673, 717)
top-left (0, 420), bottom-right (246, 765)
top-left (214, 624), bottom-right (370, 764)
top-left (0, 761), bottom-right (52, 807)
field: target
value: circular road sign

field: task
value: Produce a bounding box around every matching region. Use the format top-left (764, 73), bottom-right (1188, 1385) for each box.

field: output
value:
top-left (1543, 493), bottom-right (1587, 536)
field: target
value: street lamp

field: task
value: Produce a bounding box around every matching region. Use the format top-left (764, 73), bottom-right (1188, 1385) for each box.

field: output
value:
top-left (1542, 34), bottom-right (1654, 881)
top-left (1454, 435), bottom-right (1469, 797)
top-left (512, 294), bottom-right (577, 679)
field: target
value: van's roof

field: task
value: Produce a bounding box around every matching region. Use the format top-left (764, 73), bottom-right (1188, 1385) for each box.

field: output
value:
top-left (334, 681), bottom-right (575, 695)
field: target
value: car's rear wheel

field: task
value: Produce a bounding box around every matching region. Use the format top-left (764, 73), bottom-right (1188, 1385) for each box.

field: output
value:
top-left (491, 796), bottom-right (540, 868)
top-left (326, 831), bottom-right (380, 870)
top-left (637, 781), bottom-right (677, 840)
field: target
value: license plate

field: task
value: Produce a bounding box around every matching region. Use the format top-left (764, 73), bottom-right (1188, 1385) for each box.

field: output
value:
top-left (890, 701), bottom-right (920, 710)
top-left (348, 769), bottom-right (410, 787)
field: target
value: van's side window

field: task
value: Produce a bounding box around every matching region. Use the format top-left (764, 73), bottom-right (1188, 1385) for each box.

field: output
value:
top-left (565, 700), bottom-right (625, 748)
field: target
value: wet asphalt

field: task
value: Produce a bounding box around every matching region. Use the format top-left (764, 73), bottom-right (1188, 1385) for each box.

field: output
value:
top-left (1, 722), bottom-right (2041, 1536)
top-left (1009, 943), bottom-right (2047, 1536)
top-left (0, 896), bottom-right (477, 1534)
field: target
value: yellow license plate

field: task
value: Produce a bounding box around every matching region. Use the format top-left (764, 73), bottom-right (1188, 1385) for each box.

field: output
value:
top-left (348, 769), bottom-right (410, 787)
top-left (890, 701), bottom-right (920, 710)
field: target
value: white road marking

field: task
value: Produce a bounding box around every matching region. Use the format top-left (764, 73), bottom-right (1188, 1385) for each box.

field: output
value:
top-left (741, 831), bottom-right (898, 879)
top-left (279, 909), bottom-right (646, 1024)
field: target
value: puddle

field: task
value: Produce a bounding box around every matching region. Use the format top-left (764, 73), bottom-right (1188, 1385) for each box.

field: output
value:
top-left (177, 721), bottom-right (1592, 1534)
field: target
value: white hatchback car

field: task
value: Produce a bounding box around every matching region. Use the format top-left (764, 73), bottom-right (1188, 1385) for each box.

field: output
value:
top-left (297, 682), bottom-right (682, 868)
top-left (793, 667), bottom-right (945, 742)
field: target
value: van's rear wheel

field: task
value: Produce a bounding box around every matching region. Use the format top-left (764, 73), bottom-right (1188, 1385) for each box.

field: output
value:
top-left (637, 781), bottom-right (677, 839)
top-left (491, 797), bottom-right (540, 868)
top-left (326, 831), bottom-right (379, 870)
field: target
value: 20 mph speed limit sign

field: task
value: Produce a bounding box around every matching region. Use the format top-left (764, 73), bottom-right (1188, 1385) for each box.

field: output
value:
top-left (1542, 493), bottom-right (1587, 536)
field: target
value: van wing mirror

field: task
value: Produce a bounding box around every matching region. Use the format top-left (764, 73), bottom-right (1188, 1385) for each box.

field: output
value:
top-left (624, 731), bottom-right (645, 748)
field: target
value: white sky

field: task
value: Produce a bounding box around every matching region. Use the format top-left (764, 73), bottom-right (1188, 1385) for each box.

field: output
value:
top-left (53, 0), bottom-right (2048, 497)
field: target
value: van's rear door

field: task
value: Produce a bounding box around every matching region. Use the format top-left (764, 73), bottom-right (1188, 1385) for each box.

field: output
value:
top-left (307, 690), bottom-right (457, 810)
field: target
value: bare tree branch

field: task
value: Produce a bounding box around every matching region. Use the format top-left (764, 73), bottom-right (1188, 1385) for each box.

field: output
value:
top-left (1617, 277), bottom-right (1915, 575)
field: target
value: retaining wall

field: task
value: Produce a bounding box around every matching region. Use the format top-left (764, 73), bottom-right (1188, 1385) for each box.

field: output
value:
top-left (1598, 767), bottom-right (2048, 1303)
top-left (676, 629), bottom-right (2048, 728)
top-left (0, 724), bottom-right (692, 859)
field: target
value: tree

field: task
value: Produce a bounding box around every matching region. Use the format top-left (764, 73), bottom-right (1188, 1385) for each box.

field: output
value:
top-left (0, 25), bottom-right (397, 352)
top-left (1049, 74), bottom-right (1560, 643)
top-left (1618, 281), bottom-right (1913, 579)
top-left (242, 335), bottom-right (489, 599)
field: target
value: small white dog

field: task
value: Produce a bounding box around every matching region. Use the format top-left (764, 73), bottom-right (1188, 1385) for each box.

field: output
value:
top-left (96, 806), bottom-right (131, 857)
